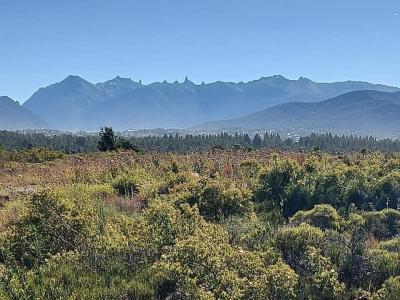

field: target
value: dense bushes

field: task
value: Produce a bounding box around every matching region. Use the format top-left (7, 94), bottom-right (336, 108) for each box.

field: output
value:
top-left (363, 209), bottom-right (400, 239)
top-left (255, 153), bottom-right (400, 217)
top-left (2, 188), bottom-right (397, 299)
top-left (196, 182), bottom-right (253, 221)
top-left (297, 246), bottom-right (344, 299)
top-left (0, 147), bottom-right (65, 163)
top-left (1, 190), bottom-right (95, 268)
top-left (374, 276), bottom-right (400, 300)
top-left (290, 204), bottom-right (341, 230)
top-left (1, 150), bottom-right (400, 298)
top-left (112, 173), bottom-right (140, 197)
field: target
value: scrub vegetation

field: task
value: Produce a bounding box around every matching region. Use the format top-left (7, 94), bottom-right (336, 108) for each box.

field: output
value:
top-left (1, 142), bottom-right (400, 299)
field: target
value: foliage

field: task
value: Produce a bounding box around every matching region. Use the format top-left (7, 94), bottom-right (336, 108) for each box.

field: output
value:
top-left (363, 209), bottom-right (400, 239)
top-left (378, 237), bottom-right (400, 252)
top-left (196, 181), bottom-right (253, 221)
top-left (290, 204), bottom-right (341, 230)
top-left (112, 173), bottom-right (140, 197)
top-left (1, 190), bottom-right (95, 269)
top-left (276, 223), bottom-right (324, 268)
top-left (0, 147), bottom-right (64, 163)
top-left (1, 148), bottom-right (400, 298)
top-left (115, 136), bottom-right (139, 151)
top-left (98, 127), bottom-right (140, 152)
top-left (373, 276), bottom-right (400, 300)
top-left (255, 158), bottom-right (298, 217)
top-left (153, 224), bottom-right (298, 300)
top-left (3, 129), bottom-right (400, 153)
top-left (98, 127), bottom-right (116, 151)
top-left (297, 246), bottom-right (344, 299)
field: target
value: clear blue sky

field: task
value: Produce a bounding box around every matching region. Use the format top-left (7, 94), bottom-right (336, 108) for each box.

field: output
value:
top-left (1, 0), bottom-right (399, 102)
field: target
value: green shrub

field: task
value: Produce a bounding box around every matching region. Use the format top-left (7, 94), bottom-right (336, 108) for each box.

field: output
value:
top-left (112, 174), bottom-right (140, 197)
top-left (290, 204), bottom-right (341, 230)
top-left (297, 246), bottom-right (345, 299)
top-left (196, 182), bottom-right (253, 221)
top-left (276, 223), bottom-right (324, 268)
top-left (363, 209), bottom-right (400, 239)
top-left (378, 238), bottom-right (400, 252)
top-left (2, 190), bottom-right (95, 268)
top-left (373, 276), bottom-right (400, 300)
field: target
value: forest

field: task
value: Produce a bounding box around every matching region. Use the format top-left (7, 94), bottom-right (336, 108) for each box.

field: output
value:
top-left (2, 129), bottom-right (400, 153)
top-left (0, 131), bottom-right (400, 299)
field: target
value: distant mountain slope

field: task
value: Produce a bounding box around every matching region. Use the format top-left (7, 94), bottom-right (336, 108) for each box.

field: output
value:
top-left (23, 75), bottom-right (110, 131)
top-left (22, 75), bottom-right (399, 131)
top-left (0, 96), bottom-right (47, 130)
top-left (193, 91), bottom-right (400, 136)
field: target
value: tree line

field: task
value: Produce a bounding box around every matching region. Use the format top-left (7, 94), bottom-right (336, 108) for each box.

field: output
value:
top-left (1, 129), bottom-right (400, 153)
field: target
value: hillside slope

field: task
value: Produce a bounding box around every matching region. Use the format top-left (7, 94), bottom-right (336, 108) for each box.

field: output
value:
top-left (193, 91), bottom-right (400, 136)
top-left (0, 96), bottom-right (47, 130)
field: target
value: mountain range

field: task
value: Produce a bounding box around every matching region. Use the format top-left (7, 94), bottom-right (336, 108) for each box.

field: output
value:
top-left (1, 75), bottom-right (400, 135)
top-left (0, 96), bottom-right (46, 130)
top-left (194, 90), bottom-right (400, 137)
top-left (21, 75), bottom-right (399, 131)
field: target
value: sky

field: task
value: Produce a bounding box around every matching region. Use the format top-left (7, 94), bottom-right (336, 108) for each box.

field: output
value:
top-left (0, 0), bottom-right (399, 102)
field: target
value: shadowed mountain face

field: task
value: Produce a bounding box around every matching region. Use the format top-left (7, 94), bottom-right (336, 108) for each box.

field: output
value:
top-left (0, 96), bottom-right (47, 130)
top-left (22, 75), bottom-right (399, 131)
top-left (193, 91), bottom-right (400, 136)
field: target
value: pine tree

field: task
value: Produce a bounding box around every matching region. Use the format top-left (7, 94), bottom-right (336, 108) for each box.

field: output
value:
top-left (98, 127), bottom-right (116, 151)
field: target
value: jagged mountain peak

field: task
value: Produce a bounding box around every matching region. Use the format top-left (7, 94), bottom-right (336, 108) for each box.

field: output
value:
top-left (20, 75), bottom-right (400, 132)
top-left (183, 76), bottom-right (195, 85)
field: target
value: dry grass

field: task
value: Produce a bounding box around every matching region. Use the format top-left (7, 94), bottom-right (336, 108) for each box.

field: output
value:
top-left (0, 149), bottom-right (305, 209)
top-left (104, 193), bottom-right (146, 214)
